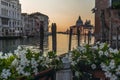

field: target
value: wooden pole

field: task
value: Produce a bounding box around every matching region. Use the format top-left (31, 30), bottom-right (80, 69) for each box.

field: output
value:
top-left (68, 28), bottom-right (73, 52)
top-left (77, 27), bottom-right (80, 46)
top-left (40, 21), bottom-right (44, 53)
top-left (51, 23), bottom-right (57, 52)
top-left (109, 10), bottom-right (112, 45)
top-left (84, 30), bottom-right (87, 43)
top-left (116, 27), bottom-right (119, 49)
top-left (88, 31), bottom-right (90, 45)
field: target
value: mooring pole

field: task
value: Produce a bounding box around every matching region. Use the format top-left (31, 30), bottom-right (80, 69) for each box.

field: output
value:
top-left (116, 27), bottom-right (119, 49)
top-left (77, 27), bottom-right (80, 46)
top-left (88, 30), bottom-right (91, 45)
top-left (40, 21), bottom-right (44, 54)
top-left (68, 28), bottom-right (73, 52)
top-left (51, 23), bottom-right (57, 52)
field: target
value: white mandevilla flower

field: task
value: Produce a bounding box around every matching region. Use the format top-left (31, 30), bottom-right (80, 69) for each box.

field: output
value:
top-left (31, 58), bottom-right (38, 68)
top-left (91, 45), bottom-right (98, 50)
top-left (96, 41), bottom-right (100, 45)
top-left (2, 53), bottom-right (9, 59)
top-left (17, 46), bottom-right (22, 50)
top-left (110, 74), bottom-right (118, 80)
top-left (38, 56), bottom-right (43, 60)
top-left (11, 58), bottom-right (18, 67)
top-left (75, 71), bottom-right (79, 77)
top-left (113, 49), bottom-right (119, 54)
top-left (104, 51), bottom-right (109, 57)
top-left (23, 72), bottom-right (30, 76)
top-left (71, 61), bottom-right (77, 66)
top-left (1, 69), bottom-right (11, 79)
top-left (100, 63), bottom-right (109, 71)
top-left (20, 57), bottom-right (30, 67)
top-left (109, 48), bottom-right (114, 53)
top-left (99, 43), bottom-right (105, 49)
top-left (7, 52), bottom-right (13, 57)
top-left (91, 64), bottom-right (96, 70)
top-left (98, 50), bottom-right (103, 57)
top-left (105, 71), bottom-right (112, 78)
top-left (115, 65), bottom-right (120, 75)
top-left (0, 52), bottom-right (3, 59)
top-left (109, 60), bottom-right (115, 69)
top-left (16, 65), bottom-right (25, 75)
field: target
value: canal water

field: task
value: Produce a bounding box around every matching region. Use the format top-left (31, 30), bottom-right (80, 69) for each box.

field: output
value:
top-left (0, 34), bottom-right (94, 55)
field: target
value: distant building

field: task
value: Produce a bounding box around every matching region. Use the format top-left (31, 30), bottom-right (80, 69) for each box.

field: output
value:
top-left (94, 0), bottom-right (120, 43)
top-left (29, 12), bottom-right (49, 37)
top-left (21, 13), bottom-right (35, 37)
top-left (0, 0), bottom-right (22, 37)
top-left (70, 16), bottom-right (93, 35)
top-left (21, 12), bottom-right (49, 37)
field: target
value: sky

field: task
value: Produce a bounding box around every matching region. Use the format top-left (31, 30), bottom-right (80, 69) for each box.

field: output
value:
top-left (19, 0), bottom-right (95, 32)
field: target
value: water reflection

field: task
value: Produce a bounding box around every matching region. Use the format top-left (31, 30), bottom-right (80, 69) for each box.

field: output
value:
top-left (48, 34), bottom-right (94, 55)
top-left (0, 34), bottom-right (94, 55)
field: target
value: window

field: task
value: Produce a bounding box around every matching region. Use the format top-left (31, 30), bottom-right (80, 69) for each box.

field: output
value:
top-left (112, 0), bottom-right (120, 9)
top-left (9, 4), bottom-right (11, 7)
top-left (1, 8), bottom-right (8, 16)
top-left (1, 1), bottom-right (8, 6)
top-left (1, 18), bottom-right (8, 25)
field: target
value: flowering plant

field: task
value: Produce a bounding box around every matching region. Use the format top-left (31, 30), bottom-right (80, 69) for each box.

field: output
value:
top-left (69, 42), bottom-right (120, 80)
top-left (0, 46), bottom-right (62, 80)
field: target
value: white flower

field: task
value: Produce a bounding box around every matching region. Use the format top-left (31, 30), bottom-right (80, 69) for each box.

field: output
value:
top-left (96, 41), bottom-right (100, 45)
top-left (77, 46), bottom-right (86, 53)
top-left (20, 57), bottom-right (30, 67)
top-left (91, 45), bottom-right (98, 50)
top-left (110, 74), bottom-right (117, 80)
top-left (109, 60), bottom-right (115, 69)
top-left (39, 56), bottom-right (43, 60)
top-left (98, 51), bottom-right (103, 56)
top-left (2, 53), bottom-right (8, 59)
top-left (71, 61), bottom-right (76, 66)
top-left (100, 63), bottom-right (109, 71)
top-left (1, 69), bottom-right (11, 79)
top-left (109, 48), bottom-right (114, 53)
top-left (11, 58), bottom-right (18, 67)
top-left (16, 65), bottom-right (24, 75)
top-left (23, 72), bottom-right (30, 76)
top-left (113, 49), bottom-right (119, 54)
top-left (115, 66), bottom-right (120, 75)
top-left (99, 43), bottom-right (105, 49)
top-left (0, 52), bottom-right (3, 59)
top-left (31, 58), bottom-right (38, 68)
top-left (91, 64), bottom-right (96, 70)
top-left (75, 71), bottom-right (79, 77)
top-left (17, 46), bottom-right (22, 50)
top-left (7, 52), bottom-right (13, 57)
top-left (105, 71), bottom-right (112, 78)
top-left (104, 51), bottom-right (109, 57)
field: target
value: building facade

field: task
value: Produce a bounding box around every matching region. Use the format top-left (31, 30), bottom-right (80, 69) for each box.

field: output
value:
top-left (0, 0), bottom-right (22, 37)
top-left (94, 0), bottom-right (120, 43)
top-left (21, 12), bottom-right (49, 37)
top-left (70, 16), bottom-right (93, 35)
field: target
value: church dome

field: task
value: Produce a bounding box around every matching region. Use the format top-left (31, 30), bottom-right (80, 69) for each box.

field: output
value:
top-left (76, 16), bottom-right (83, 26)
